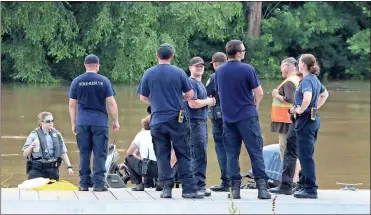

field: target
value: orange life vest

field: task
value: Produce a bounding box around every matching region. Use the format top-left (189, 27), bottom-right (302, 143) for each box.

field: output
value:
top-left (271, 75), bottom-right (300, 123)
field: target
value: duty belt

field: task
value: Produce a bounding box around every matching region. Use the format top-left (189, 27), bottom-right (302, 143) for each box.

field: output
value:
top-left (31, 160), bottom-right (60, 169)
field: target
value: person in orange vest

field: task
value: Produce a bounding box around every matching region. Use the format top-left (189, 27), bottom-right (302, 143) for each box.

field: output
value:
top-left (270, 57), bottom-right (301, 182)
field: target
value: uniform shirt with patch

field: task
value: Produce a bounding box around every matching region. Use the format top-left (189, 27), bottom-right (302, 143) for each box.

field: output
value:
top-left (22, 129), bottom-right (68, 158)
top-left (137, 64), bottom-right (192, 126)
top-left (215, 61), bottom-right (261, 123)
top-left (205, 73), bottom-right (220, 105)
top-left (186, 77), bottom-right (208, 119)
top-left (295, 74), bottom-right (326, 113)
top-left (68, 72), bottom-right (116, 127)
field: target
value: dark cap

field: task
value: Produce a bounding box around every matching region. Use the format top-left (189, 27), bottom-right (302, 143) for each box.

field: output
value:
top-left (282, 57), bottom-right (298, 66)
top-left (84, 54), bottom-right (100, 64)
top-left (211, 52), bottom-right (227, 64)
top-left (189, 57), bottom-right (205, 66)
top-left (158, 43), bottom-right (175, 60)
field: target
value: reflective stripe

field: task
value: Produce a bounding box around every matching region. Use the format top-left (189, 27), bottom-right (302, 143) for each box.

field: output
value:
top-left (271, 75), bottom-right (300, 123)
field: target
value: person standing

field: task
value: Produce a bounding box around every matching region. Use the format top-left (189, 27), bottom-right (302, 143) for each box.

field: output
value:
top-left (215, 40), bottom-right (271, 200)
top-left (68, 54), bottom-right (120, 192)
top-left (186, 57), bottom-right (215, 197)
top-left (206, 52), bottom-right (229, 192)
top-left (292, 54), bottom-right (329, 199)
top-left (137, 43), bottom-right (204, 199)
top-left (22, 111), bottom-right (73, 180)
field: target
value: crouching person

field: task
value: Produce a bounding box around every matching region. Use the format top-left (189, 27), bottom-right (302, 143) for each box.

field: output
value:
top-left (126, 115), bottom-right (177, 191)
top-left (22, 111), bottom-right (73, 180)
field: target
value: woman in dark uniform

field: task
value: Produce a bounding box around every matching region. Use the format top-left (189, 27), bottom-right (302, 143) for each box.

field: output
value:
top-left (292, 54), bottom-right (329, 199)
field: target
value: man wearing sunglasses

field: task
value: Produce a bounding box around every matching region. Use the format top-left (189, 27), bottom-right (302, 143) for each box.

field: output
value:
top-left (68, 54), bottom-right (120, 192)
top-left (215, 40), bottom-right (271, 200)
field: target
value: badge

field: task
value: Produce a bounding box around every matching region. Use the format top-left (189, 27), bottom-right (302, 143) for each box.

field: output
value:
top-left (52, 133), bottom-right (57, 138)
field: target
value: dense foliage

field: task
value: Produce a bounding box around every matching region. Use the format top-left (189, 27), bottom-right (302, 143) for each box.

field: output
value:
top-left (1, 2), bottom-right (370, 83)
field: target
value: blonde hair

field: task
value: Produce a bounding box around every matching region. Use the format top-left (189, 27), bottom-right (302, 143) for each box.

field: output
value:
top-left (38, 111), bottom-right (52, 126)
top-left (141, 115), bottom-right (150, 130)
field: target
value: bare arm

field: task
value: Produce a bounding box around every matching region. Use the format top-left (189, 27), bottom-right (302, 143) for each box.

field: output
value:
top-left (253, 86), bottom-right (264, 109)
top-left (69, 99), bottom-right (78, 134)
top-left (106, 96), bottom-right (119, 122)
top-left (317, 90), bottom-right (329, 109)
top-left (188, 97), bottom-right (214, 109)
top-left (139, 95), bottom-right (150, 104)
top-left (299, 92), bottom-right (312, 113)
top-left (61, 153), bottom-right (72, 167)
top-left (183, 89), bottom-right (195, 102)
top-left (170, 149), bottom-right (177, 168)
top-left (23, 144), bottom-right (34, 158)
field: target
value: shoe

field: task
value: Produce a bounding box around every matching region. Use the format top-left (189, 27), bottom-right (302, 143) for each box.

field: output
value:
top-left (269, 184), bottom-right (293, 195)
top-left (155, 181), bottom-right (163, 191)
top-left (132, 183), bottom-right (144, 191)
top-left (78, 187), bottom-right (89, 191)
top-left (182, 191), bottom-right (205, 199)
top-left (227, 180), bottom-right (241, 199)
top-left (93, 186), bottom-right (108, 192)
top-left (199, 187), bottom-right (211, 197)
top-left (293, 190), bottom-right (318, 199)
top-left (160, 180), bottom-right (173, 198)
top-left (256, 179), bottom-right (271, 199)
top-left (292, 183), bottom-right (304, 192)
top-left (210, 183), bottom-right (230, 192)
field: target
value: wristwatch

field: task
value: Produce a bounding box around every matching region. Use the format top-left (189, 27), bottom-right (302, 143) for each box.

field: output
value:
top-left (67, 166), bottom-right (72, 170)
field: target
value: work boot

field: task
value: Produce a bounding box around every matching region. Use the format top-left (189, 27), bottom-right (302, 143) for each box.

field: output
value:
top-left (293, 189), bottom-right (318, 199)
top-left (160, 180), bottom-right (173, 198)
top-left (269, 183), bottom-right (293, 195)
top-left (155, 181), bottom-right (163, 191)
top-left (199, 187), bottom-right (212, 197)
top-left (182, 191), bottom-right (205, 199)
top-left (210, 183), bottom-right (230, 192)
top-left (93, 186), bottom-right (108, 192)
top-left (132, 183), bottom-right (144, 191)
top-left (78, 187), bottom-right (89, 191)
top-left (292, 182), bottom-right (304, 192)
top-left (256, 179), bottom-right (271, 199)
top-left (227, 180), bottom-right (241, 199)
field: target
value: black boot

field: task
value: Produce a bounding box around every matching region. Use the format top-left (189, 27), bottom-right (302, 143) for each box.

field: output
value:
top-left (269, 182), bottom-right (293, 195)
top-left (256, 179), bottom-right (271, 199)
top-left (227, 180), bottom-right (241, 199)
top-left (160, 180), bottom-right (173, 198)
top-left (132, 183), bottom-right (144, 191)
top-left (155, 181), bottom-right (163, 191)
top-left (182, 191), bottom-right (205, 199)
top-left (210, 183), bottom-right (230, 192)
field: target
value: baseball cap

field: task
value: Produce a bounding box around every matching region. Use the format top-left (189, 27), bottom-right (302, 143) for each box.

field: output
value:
top-left (158, 43), bottom-right (175, 59)
top-left (211, 52), bottom-right (227, 64)
top-left (189, 57), bottom-right (205, 66)
top-left (84, 54), bottom-right (100, 64)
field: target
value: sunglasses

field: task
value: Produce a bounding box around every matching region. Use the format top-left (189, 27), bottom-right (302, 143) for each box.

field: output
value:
top-left (43, 120), bottom-right (54, 124)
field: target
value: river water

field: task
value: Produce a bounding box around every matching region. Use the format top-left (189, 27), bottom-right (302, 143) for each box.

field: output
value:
top-left (1, 80), bottom-right (369, 189)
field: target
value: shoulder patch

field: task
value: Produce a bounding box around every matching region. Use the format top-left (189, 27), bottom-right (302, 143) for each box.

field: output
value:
top-left (206, 78), bottom-right (211, 87)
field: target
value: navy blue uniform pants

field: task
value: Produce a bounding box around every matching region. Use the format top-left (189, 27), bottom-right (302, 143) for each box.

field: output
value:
top-left (295, 114), bottom-right (320, 194)
top-left (28, 167), bottom-right (59, 181)
top-left (150, 119), bottom-right (197, 194)
top-left (76, 125), bottom-right (109, 189)
top-left (211, 118), bottom-right (228, 186)
top-left (223, 116), bottom-right (269, 181)
top-left (190, 119), bottom-right (208, 190)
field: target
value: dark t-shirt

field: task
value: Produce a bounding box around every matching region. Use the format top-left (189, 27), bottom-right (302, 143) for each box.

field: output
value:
top-left (215, 61), bottom-right (260, 123)
top-left (68, 72), bottom-right (116, 127)
top-left (186, 77), bottom-right (208, 119)
top-left (137, 64), bottom-right (192, 126)
top-left (294, 74), bottom-right (326, 113)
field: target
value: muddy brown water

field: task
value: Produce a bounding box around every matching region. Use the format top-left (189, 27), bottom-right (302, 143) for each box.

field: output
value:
top-left (1, 80), bottom-right (369, 189)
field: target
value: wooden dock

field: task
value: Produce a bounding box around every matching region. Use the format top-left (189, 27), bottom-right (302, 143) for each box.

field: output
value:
top-left (1, 188), bottom-right (370, 214)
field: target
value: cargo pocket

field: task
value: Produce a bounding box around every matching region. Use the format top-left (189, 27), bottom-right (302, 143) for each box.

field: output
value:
top-left (248, 117), bottom-right (264, 149)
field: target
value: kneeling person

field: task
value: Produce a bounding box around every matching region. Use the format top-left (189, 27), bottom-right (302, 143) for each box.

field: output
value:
top-left (186, 57), bottom-right (216, 196)
top-left (126, 115), bottom-right (177, 191)
top-left (22, 112), bottom-right (73, 181)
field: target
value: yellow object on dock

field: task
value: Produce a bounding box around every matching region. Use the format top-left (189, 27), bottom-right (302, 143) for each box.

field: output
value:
top-left (32, 180), bottom-right (78, 191)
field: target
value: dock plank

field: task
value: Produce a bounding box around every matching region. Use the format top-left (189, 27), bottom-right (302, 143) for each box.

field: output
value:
top-left (1, 189), bottom-right (19, 200)
top-left (109, 188), bottom-right (136, 201)
top-left (19, 189), bottom-right (39, 200)
top-left (93, 190), bottom-right (117, 201)
top-left (145, 189), bottom-right (166, 200)
top-left (38, 191), bottom-right (59, 200)
top-left (74, 191), bottom-right (98, 200)
top-left (127, 189), bottom-right (155, 200)
top-left (57, 191), bottom-right (78, 200)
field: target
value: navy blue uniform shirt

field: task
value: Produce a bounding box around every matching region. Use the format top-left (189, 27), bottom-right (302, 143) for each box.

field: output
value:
top-left (295, 74), bottom-right (326, 113)
top-left (215, 61), bottom-right (260, 123)
top-left (137, 64), bottom-right (192, 126)
top-left (186, 77), bottom-right (208, 119)
top-left (68, 72), bottom-right (116, 127)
